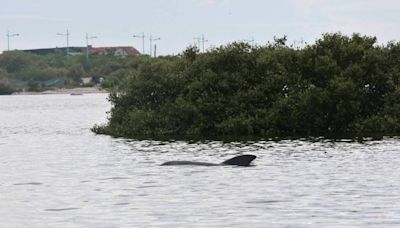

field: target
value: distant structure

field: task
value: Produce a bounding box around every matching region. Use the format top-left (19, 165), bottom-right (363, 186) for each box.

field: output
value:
top-left (80, 75), bottom-right (106, 86)
top-left (89, 46), bottom-right (140, 56)
top-left (22, 47), bottom-right (85, 56)
top-left (22, 46), bottom-right (140, 57)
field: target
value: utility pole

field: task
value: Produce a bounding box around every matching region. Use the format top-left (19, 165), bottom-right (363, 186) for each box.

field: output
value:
top-left (244, 36), bottom-right (255, 48)
top-left (7, 31), bottom-right (19, 51)
top-left (194, 34), bottom-right (208, 52)
top-left (201, 35), bottom-right (208, 53)
top-left (149, 35), bottom-right (160, 57)
top-left (85, 33), bottom-right (97, 60)
top-left (293, 38), bottom-right (304, 49)
top-left (299, 38), bottom-right (304, 49)
top-left (249, 36), bottom-right (255, 48)
top-left (194, 37), bottom-right (201, 49)
top-left (57, 29), bottom-right (70, 58)
top-left (133, 32), bottom-right (145, 55)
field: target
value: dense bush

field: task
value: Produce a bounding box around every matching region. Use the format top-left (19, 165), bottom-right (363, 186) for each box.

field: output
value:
top-left (0, 80), bottom-right (15, 95)
top-left (93, 33), bottom-right (400, 140)
top-left (0, 68), bottom-right (16, 94)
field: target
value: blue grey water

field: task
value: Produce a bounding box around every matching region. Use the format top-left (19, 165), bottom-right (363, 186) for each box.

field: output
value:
top-left (1, 94), bottom-right (400, 227)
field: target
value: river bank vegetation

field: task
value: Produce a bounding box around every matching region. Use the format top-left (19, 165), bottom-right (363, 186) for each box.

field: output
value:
top-left (92, 33), bottom-right (400, 140)
top-left (0, 50), bottom-right (148, 94)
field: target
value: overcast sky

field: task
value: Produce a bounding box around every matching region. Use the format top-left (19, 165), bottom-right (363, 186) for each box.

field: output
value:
top-left (1, 0), bottom-right (399, 55)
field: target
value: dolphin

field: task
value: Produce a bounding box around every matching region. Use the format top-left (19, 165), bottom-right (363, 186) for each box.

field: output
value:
top-left (161, 154), bottom-right (256, 167)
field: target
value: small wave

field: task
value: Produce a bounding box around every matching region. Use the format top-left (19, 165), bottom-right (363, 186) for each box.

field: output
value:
top-left (246, 200), bottom-right (288, 204)
top-left (44, 207), bottom-right (80, 212)
top-left (114, 202), bottom-right (130, 206)
top-left (136, 185), bottom-right (163, 189)
top-left (14, 182), bottom-right (42, 186)
top-left (98, 177), bottom-right (131, 180)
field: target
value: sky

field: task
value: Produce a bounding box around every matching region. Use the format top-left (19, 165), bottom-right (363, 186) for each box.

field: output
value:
top-left (1, 0), bottom-right (400, 55)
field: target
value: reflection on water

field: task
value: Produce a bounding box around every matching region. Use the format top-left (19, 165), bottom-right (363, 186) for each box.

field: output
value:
top-left (1, 94), bottom-right (400, 227)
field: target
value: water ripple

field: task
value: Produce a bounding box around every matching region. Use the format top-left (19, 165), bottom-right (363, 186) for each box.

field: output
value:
top-left (1, 94), bottom-right (400, 227)
top-left (13, 182), bottom-right (43, 186)
top-left (44, 208), bottom-right (80, 212)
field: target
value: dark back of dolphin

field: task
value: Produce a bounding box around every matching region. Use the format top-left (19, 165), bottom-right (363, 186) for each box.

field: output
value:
top-left (161, 154), bottom-right (256, 167)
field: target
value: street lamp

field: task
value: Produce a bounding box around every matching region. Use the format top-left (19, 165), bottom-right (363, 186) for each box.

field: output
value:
top-left (57, 29), bottom-right (70, 57)
top-left (149, 35), bottom-right (160, 57)
top-left (85, 33), bottom-right (97, 60)
top-left (133, 32), bottom-right (145, 55)
top-left (7, 31), bottom-right (19, 51)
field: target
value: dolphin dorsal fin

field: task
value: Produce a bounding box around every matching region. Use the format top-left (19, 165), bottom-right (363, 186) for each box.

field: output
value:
top-left (221, 155), bottom-right (256, 166)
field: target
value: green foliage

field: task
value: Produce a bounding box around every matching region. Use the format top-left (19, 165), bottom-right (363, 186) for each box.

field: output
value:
top-left (27, 80), bottom-right (41, 92)
top-left (0, 80), bottom-right (15, 95)
top-left (93, 33), bottom-right (400, 140)
top-left (0, 51), bottom-right (34, 73)
top-left (67, 64), bottom-right (86, 82)
top-left (101, 75), bottom-right (120, 89)
top-left (0, 68), bottom-right (16, 94)
top-left (14, 66), bottom-right (67, 81)
top-left (0, 50), bottom-right (149, 91)
top-left (0, 68), bottom-right (7, 79)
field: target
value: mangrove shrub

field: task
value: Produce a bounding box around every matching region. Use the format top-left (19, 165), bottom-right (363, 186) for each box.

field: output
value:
top-left (93, 33), bottom-right (400, 140)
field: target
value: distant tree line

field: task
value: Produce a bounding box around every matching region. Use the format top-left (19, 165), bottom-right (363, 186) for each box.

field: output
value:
top-left (92, 33), bottom-right (400, 140)
top-left (0, 50), bottom-right (149, 94)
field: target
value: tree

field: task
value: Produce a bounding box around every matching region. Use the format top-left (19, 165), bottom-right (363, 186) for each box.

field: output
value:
top-left (0, 51), bottom-right (34, 73)
top-left (67, 64), bottom-right (86, 82)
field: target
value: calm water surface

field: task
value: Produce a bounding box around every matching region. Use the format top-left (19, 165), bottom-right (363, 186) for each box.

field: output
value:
top-left (1, 94), bottom-right (400, 227)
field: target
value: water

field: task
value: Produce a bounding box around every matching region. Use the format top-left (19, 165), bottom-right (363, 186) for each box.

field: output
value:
top-left (1, 94), bottom-right (400, 227)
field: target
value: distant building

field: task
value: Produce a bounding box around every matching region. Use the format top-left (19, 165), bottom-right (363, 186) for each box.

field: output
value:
top-left (89, 46), bottom-right (140, 56)
top-left (22, 47), bottom-right (86, 55)
top-left (81, 77), bottom-right (93, 85)
top-left (22, 46), bottom-right (140, 57)
top-left (80, 75), bottom-right (106, 86)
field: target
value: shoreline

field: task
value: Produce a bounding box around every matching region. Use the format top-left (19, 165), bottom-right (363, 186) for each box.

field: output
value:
top-left (12, 87), bottom-right (108, 95)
